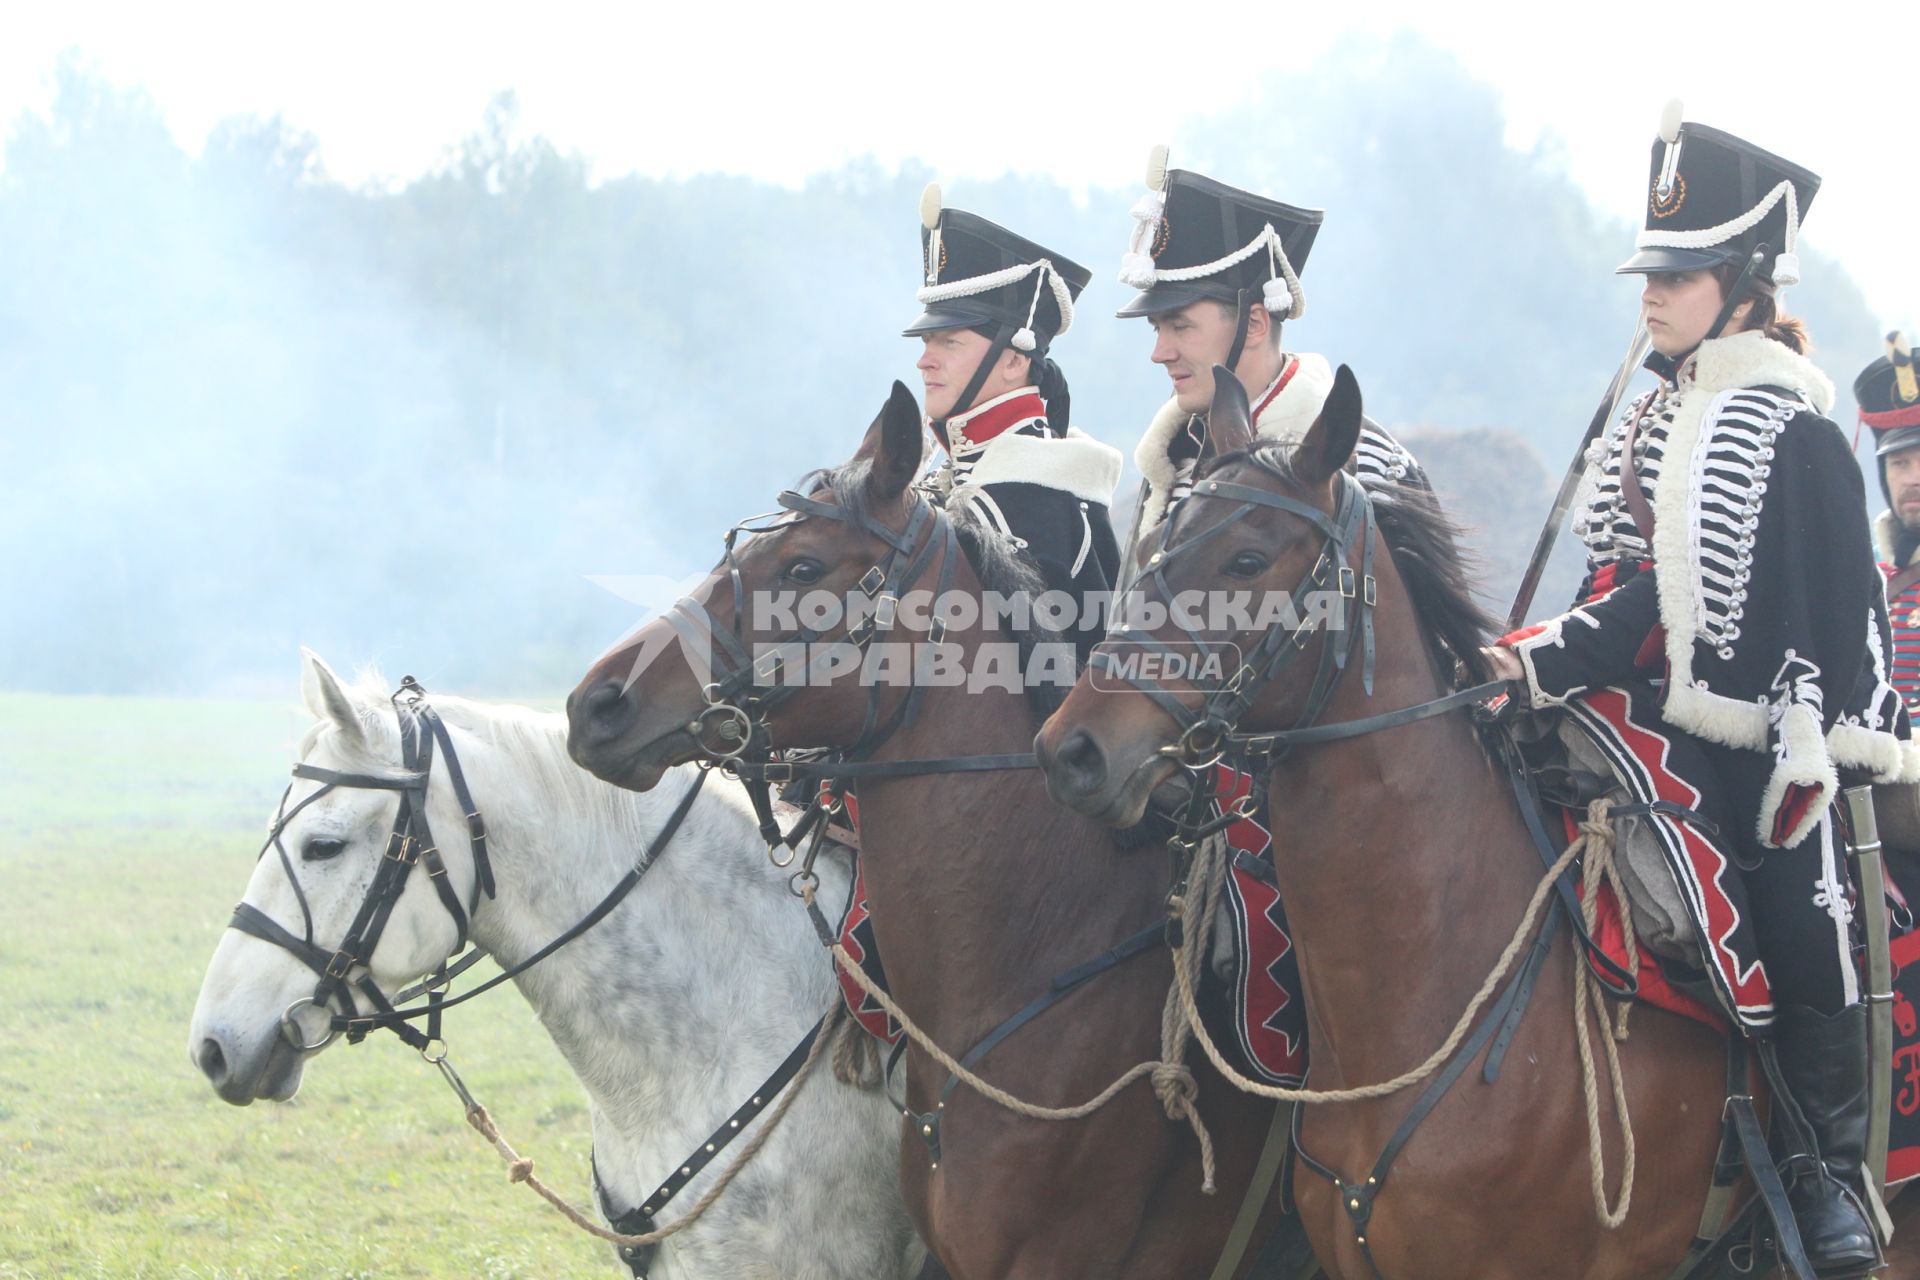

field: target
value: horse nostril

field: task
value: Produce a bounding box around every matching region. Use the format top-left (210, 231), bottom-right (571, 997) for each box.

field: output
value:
top-left (196, 1036), bottom-right (230, 1086)
top-left (581, 679), bottom-right (635, 743)
top-left (1054, 729), bottom-right (1109, 797)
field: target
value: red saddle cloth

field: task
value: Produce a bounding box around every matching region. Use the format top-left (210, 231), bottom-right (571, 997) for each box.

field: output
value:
top-left (1574, 805), bottom-right (1920, 1188)
top-left (1576, 867), bottom-right (1725, 1032)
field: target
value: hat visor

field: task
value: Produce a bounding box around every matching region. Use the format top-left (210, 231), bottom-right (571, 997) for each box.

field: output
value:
top-left (902, 302), bottom-right (999, 337)
top-left (1114, 280), bottom-right (1237, 319)
top-left (1876, 425), bottom-right (1920, 458)
top-left (1615, 246), bottom-right (1736, 275)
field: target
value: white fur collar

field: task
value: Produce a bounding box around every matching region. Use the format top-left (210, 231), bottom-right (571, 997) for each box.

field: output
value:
top-left (1875, 510), bottom-right (1911, 566)
top-left (1132, 352), bottom-right (1336, 528)
top-left (1685, 329), bottom-right (1835, 416)
top-left (948, 426), bottom-right (1123, 509)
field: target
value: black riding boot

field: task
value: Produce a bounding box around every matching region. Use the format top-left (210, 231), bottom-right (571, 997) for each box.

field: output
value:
top-left (1774, 1003), bottom-right (1880, 1277)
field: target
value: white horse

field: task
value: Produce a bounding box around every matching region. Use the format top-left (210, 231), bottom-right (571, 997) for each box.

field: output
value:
top-left (188, 649), bottom-right (927, 1280)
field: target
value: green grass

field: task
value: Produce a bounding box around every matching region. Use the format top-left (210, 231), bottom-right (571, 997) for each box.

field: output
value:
top-left (0, 693), bottom-right (611, 1278)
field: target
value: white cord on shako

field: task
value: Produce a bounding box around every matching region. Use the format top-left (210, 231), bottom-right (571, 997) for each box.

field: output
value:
top-left (916, 257), bottom-right (1076, 354)
top-left (1115, 145), bottom-right (1308, 322)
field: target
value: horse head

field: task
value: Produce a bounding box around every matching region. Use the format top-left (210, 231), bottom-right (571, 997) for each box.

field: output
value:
top-left (567, 382), bottom-right (983, 790)
top-left (188, 649), bottom-right (488, 1104)
top-left (1037, 365), bottom-right (1367, 826)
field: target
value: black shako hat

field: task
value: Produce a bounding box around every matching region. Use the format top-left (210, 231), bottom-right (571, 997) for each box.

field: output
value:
top-left (1115, 145), bottom-right (1323, 320)
top-left (903, 185), bottom-right (1090, 357)
top-left (1616, 100), bottom-right (1819, 290)
top-left (1859, 331), bottom-right (1920, 460)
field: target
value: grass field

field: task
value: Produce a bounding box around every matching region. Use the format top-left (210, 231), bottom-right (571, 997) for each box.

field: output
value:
top-left (0, 692), bottom-right (613, 1278)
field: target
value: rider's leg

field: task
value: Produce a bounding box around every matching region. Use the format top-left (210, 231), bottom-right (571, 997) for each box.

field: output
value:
top-left (1742, 807), bottom-right (1878, 1276)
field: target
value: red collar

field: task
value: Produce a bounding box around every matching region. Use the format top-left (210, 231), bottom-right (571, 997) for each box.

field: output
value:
top-left (1249, 357), bottom-right (1301, 422)
top-left (934, 389), bottom-right (1047, 454)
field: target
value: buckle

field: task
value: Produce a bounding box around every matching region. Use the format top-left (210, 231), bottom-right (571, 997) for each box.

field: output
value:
top-left (873, 593), bottom-right (898, 629)
top-left (324, 950), bottom-right (355, 979)
top-left (1292, 625), bottom-right (1313, 650)
top-left (764, 761), bottom-right (795, 784)
top-left (1224, 665), bottom-right (1256, 695)
top-left (1339, 566), bottom-right (1357, 599)
top-left (1363, 575), bottom-right (1378, 606)
top-left (858, 566), bottom-right (886, 597)
top-left (928, 617), bottom-right (949, 647)
top-left (385, 832), bottom-right (417, 863)
top-left (422, 850), bottom-right (447, 878)
top-left (753, 650), bottom-right (786, 685)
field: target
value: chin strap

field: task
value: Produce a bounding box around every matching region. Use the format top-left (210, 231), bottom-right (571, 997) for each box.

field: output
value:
top-left (932, 322), bottom-right (1020, 433)
top-left (1223, 287), bottom-right (1254, 377)
top-left (1705, 243), bottom-right (1769, 342)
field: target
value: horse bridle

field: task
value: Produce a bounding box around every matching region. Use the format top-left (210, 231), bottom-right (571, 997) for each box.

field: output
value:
top-left (228, 677), bottom-right (496, 1053)
top-left (662, 482), bottom-right (975, 860)
top-left (1099, 469), bottom-right (1379, 770)
top-left (1097, 468), bottom-right (1505, 848)
top-left (228, 676), bottom-right (711, 1056)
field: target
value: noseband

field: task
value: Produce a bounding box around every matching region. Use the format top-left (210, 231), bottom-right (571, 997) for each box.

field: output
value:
top-left (228, 677), bottom-right (496, 1052)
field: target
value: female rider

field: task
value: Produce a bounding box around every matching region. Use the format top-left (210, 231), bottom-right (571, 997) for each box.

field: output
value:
top-left (1488, 106), bottom-right (1915, 1278)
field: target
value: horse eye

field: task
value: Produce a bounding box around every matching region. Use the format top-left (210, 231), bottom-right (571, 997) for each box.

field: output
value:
top-left (784, 559), bottom-right (825, 585)
top-left (302, 837), bottom-right (347, 863)
top-left (1225, 550), bottom-right (1269, 578)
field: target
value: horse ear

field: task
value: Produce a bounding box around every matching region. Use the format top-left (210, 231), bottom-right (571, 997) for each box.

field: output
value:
top-left (1296, 364), bottom-right (1363, 488)
top-left (1207, 365), bottom-right (1255, 456)
top-left (300, 647), bottom-right (365, 745)
top-left (866, 380), bottom-right (926, 500)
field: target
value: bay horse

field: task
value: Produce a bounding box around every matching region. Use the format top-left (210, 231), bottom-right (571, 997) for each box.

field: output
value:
top-left (565, 384), bottom-right (1306, 1279)
top-left (1032, 364), bottom-right (1920, 1278)
top-left (189, 648), bottom-right (929, 1280)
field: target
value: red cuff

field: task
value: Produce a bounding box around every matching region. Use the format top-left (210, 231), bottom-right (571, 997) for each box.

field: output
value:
top-left (1497, 625), bottom-right (1546, 648)
top-left (1770, 782), bottom-right (1822, 847)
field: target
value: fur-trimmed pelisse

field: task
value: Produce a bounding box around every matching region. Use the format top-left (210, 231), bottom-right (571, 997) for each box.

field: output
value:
top-left (1640, 332), bottom-right (1920, 833)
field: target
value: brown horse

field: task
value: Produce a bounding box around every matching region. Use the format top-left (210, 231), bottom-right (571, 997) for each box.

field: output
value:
top-left (1033, 365), bottom-right (1834, 1279)
top-left (566, 383), bottom-right (1303, 1279)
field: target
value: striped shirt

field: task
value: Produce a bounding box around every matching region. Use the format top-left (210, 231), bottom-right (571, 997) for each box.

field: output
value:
top-left (1883, 564), bottom-right (1920, 710)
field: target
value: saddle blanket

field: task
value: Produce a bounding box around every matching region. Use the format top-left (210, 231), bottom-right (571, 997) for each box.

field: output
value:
top-left (1564, 690), bottom-right (1920, 1187)
top-left (830, 790), bottom-right (903, 1046)
top-left (827, 769), bottom-right (1313, 1084)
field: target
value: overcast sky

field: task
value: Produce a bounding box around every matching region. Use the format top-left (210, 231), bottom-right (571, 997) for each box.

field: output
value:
top-left (5, 0), bottom-right (1916, 330)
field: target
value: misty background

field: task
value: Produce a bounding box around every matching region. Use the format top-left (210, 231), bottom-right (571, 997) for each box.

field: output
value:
top-left (1, 35), bottom-right (1889, 697)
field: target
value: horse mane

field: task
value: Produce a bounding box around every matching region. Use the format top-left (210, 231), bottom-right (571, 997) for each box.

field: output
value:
top-left (798, 462), bottom-right (1068, 716)
top-left (1202, 444), bottom-right (1497, 687)
top-left (299, 669), bottom-right (677, 866)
